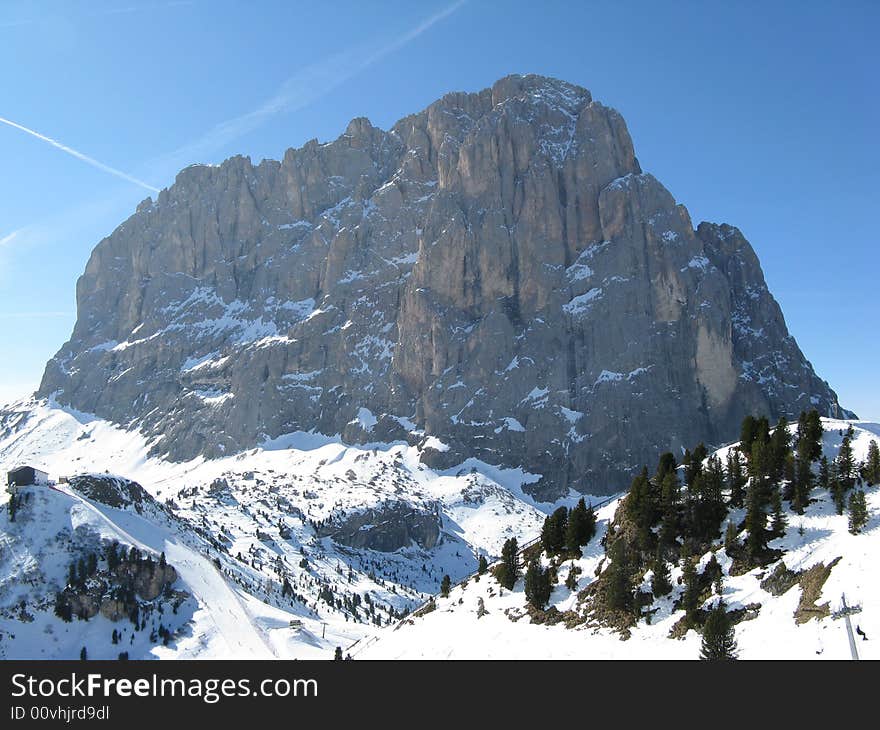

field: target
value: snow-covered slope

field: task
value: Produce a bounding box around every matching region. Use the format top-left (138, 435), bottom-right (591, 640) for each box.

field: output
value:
top-left (362, 419), bottom-right (880, 659)
top-left (0, 471), bottom-right (354, 659)
top-left (3, 398), bottom-right (876, 660)
top-left (0, 397), bottom-right (567, 659)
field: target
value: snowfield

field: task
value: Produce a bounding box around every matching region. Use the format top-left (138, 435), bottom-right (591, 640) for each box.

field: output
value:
top-left (1, 398), bottom-right (877, 660)
top-left (362, 420), bottom-right (880, 660)
top-left (0, 398), bottom-right (557, 659)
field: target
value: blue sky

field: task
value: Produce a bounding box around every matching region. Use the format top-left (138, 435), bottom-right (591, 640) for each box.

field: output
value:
top-left (0, 0), bottom-right (877, 418)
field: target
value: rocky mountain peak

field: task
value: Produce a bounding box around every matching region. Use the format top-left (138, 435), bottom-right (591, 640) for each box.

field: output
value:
top-left (39, 75), bottom-right (850, 498)
top-left (489, 73), bottom-right (592, 110)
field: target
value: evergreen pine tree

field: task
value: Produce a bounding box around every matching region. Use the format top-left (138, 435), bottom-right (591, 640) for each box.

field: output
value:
top-left (831, 477), bottom-right (846, 516)
top-left (564, 497), bottom-right (596, 553)
top-left (440, 574), bottom-right (451, 597)
top-left (106, 542), bottom-right (119, 571)
top-left (334, 646), bottom-right (343, 660)
top-left (565, 501), bottom-right (584, 554)
top-left (54, 593), bottom-right (72, 622)
top-left (848, 490), bottom-right (868, 535)
top-left (704, 553), bottom-right (722, 588)
top-left (685, 443), bottom-right (708, 486)
top-left (782, 452), bottom-right (796, 500)
top-left (865, 440), bottom-right (880, 485)
top-left (604, 538), bottom-right (634, 613)
top-left (795, 410), bottom-right (823, 476)
top-left (650, 556), bottom-right (672, 597)
top-left (740, 416), bottom-right (757, 453)
top-left (768, 417), bottom-right (791, 483)
top-left (625, 468), bottom-right (657, 554)
top-left (744, 476), bottom-right (768, 562)
top-left (584, 502), bottom-right (597, 543)
top-left (540, 506), bottom-right (569, 556)
top-left (655, 452), bottom-right (677, 483)
top-left (726, 448), bottom-right (747, 508)
top-left (818, 456), bottom-right (830, 490)
top-left (796, 410), bottom-right (808, 444)
top-left (791, 454), bottom-right (814, 515)
top-left (680, 551), bottom-right (701, 625)
top-left (477, 554), bottom-right (488, 575)
top-left (700, 455), bottom-right (727, 542)
top-left (748, 438), bottom-right (769, 504)
top-left (524, 560), bottom-right (552, 610)
top-left (658, 471), bottom-right (680, 552)
top-left (498, 537), bottom-right (519, 590)
top-left (837, 427), bottom-right (857, 490)
top-left (755, 416), bottom-right (771, 447)
top-left (770, 485), bottom-right (787, 537)
top-left (700, 601), bottom-right (738, 660)
top-left (802, 409), bottom-right (824, 462)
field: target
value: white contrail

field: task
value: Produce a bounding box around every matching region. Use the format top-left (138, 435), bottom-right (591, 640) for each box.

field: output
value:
top-left (0, 229), bottom-right (20, 248)
top-left (363, 0), bottom-right (467, 64)
top-left (166, 0), bottom-right (468, 167)
top-left (0, 116), bottom-right (160, 192)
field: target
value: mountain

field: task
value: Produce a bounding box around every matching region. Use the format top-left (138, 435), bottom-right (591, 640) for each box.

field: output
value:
top-left (35, 74), bottom-right (849, 499)
top-left (360, 419), bottom-right (880, 660)
top-left (0, 398), bottom-right (549, 658)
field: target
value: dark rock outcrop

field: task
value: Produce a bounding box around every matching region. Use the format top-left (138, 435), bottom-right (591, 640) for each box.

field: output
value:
top-left (68, 474), bottom-right (152, 512)
top-left (315, 502), bottom-right (441, 552)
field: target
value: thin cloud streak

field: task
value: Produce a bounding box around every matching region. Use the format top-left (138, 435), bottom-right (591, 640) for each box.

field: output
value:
top-left (165, 0), bottom-right (467, 168)
top-left (0, 116), bottom-right (160, 192)
top-left (0, 229), bottom-right (22, 248)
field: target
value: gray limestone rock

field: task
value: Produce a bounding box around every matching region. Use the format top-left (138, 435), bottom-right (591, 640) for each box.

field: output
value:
top-left (38, 74), bottom-right (850, 498)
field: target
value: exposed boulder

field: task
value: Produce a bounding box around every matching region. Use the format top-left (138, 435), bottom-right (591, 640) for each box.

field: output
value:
top-left (316, 502), bottom-right (441, 552)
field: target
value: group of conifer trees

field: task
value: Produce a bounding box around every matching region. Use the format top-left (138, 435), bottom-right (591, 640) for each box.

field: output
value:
top-left (619, 411), bottom-right (873, 572)
top-left (540, 498), bottom-right (598, 557)
top-left (586, 410), bottom-right (876, 659)
top-left (469, 409), bottom-right (875, 659)
top-left (611, 410), bottom-right (876, 659)
top-left (520, 499), bottom-right (598, 609)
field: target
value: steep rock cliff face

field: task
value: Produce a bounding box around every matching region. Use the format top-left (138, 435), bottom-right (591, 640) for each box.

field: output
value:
top-left (39, 74), bottom-right (848, 498)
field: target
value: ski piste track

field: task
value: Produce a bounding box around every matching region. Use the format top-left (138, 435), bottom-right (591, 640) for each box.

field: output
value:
top-left (55, 484), bottom-right (277, 659)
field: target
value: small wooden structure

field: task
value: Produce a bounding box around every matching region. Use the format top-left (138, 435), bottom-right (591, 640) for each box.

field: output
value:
top-left (6, 466), bottom-right (50, 488)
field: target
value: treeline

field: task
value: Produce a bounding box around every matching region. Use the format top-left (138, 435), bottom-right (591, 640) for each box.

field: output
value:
top-left (446, 410), bottom-right (876, 653)
top-left (485, 498), bottom-right (598, 610)
top-left (593, 410), bottom-right (876, 633)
